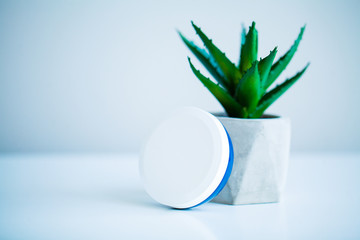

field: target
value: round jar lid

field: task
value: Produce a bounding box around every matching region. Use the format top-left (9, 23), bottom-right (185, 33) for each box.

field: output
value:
top-left (140, 107), bottom-right (233, 209)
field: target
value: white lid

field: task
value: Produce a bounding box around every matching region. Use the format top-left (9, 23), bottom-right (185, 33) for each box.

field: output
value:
top-left (139, 107), bottom-right (231, 209)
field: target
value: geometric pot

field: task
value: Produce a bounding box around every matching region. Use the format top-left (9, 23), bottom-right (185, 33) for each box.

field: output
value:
top-left (211, 114), bottom-right (291, 205)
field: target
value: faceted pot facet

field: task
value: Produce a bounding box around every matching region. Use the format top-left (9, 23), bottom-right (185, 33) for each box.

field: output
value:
top-left (212, 114), bottom-right (291, 205)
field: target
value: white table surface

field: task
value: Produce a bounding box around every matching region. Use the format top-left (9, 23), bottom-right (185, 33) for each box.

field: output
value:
top-left (0, 152), bottom-right (359, 240)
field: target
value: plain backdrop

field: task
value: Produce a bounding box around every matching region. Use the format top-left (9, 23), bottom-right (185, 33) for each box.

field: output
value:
top-left (0, 0), bottom-right (359, 153)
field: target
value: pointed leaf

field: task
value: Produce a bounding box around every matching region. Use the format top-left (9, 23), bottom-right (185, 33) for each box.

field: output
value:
top-left (238, 24), bottom-right (247, 67)
top-left (235, 61), bottom-right (261, 114)
top-left (239, 22), bottom-right (258, 74)
top-left (191, 21), bottom-right (241, 93)
top-left (178, 31), bottom-right (229, 90)
top-left (251, 63), bottom-right (310, 118)
top-left (258, 47), bottom-right (277, 93)
top-left (241, 24), bottom-right (247, 45)
top-left (264, 25), bottom-right (306, 91)
top-left (188, 58), bottom-right (245, 118)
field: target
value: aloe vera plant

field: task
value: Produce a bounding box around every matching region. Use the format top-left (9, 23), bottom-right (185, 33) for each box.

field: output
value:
top-left (178, 21), bottom-right (309, 118)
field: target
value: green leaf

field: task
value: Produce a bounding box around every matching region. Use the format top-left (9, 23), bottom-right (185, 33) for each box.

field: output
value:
top-left (191, 21), bottom-right (241, 94)
top-left (238, 24), bottom-right (247, 67)
top-left (239, 22), bottom-right (258, 74)
top-left (178, 31), bottom-right (229, 90)
top-left (241, 24), bottom-right (247, 45)
top-left (264, 25), bottom-right (306, 91)
top-left (188, 57), bottom-right (245, 118)
top-left (235, 61), bottom-right (261, 114)
top-left (251, 63), bottom-right (310, 118)
top-left (258, 47), bottom-right (277, 93)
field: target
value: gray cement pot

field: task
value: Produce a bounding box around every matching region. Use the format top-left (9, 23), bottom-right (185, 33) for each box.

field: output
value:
top-left (212, 114), bottom-right (291, 205)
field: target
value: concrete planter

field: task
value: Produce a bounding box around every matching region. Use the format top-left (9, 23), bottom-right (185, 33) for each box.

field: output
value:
top-left (211, 114), bottom-right (291, 205)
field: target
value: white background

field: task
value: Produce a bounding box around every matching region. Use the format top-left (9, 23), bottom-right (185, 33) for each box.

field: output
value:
top-left (1, 153), bottom-right (359, 239)
top-left (1, 0), bottom-right (359, 153)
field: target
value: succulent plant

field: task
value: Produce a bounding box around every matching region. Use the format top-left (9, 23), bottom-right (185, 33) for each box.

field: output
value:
top-left (178, 21), bottom-right (309, 118)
